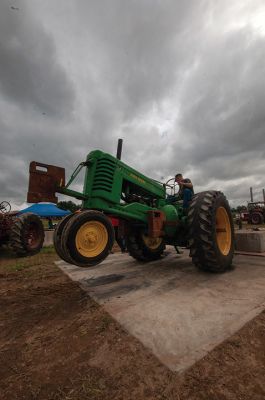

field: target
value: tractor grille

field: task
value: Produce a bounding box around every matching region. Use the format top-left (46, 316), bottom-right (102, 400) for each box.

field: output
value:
top-left (92, 158), bottom-right (116, 193)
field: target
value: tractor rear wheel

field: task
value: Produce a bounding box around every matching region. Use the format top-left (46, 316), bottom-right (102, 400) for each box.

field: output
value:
top-left (250, 212), bottom-right (264, 225)
top-left (61, 210), bottom-right (115, 267)
top-left (127, 230), bottom-right (165, 261)
top-left (53, 214), bottom-right (75, 263)
top-left (10, 213), bottom-right (44, 256)
top-left (188, 191), bottom-right (234, 272)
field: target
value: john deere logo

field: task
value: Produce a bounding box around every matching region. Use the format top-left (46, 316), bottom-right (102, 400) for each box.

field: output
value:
top-left (130, 173), bottom-right (145, 185)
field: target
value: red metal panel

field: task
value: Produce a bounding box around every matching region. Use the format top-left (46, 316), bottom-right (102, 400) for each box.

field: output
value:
top-left (147, 210), bottom-right (165, 238)
top-left (109, 216), bottom-right (119, 227)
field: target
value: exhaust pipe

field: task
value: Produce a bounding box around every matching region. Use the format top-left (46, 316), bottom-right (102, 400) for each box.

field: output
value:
top-left (116, 138), bottom-right (123, 160)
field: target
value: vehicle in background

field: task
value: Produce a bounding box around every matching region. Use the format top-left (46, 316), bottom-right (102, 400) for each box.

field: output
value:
top-left (0, 201), bottom-right (44, 256)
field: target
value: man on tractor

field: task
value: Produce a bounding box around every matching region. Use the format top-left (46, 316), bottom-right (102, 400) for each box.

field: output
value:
top-left (175, 173), bottom-right (194, 210)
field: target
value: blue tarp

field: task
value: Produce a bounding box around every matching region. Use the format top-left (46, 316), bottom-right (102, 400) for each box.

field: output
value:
top-left (19, 203), bottom-right (71, 217)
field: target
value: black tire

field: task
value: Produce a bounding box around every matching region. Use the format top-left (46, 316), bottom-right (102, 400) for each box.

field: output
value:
top-left (250, 212), bottom-right (264, 225)
top-left (10, 213), bottom-right (44, 256)
top-left (62, 210), bottom-right (115, 267)
top-left (53, 214), bottom-right (75, 263)
top-left (188, 191), bottom-right (234, 272)
top-left (127, 229), bottom-right (165, 262)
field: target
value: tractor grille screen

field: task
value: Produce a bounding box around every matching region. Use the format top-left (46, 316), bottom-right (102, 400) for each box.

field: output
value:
top-left (92, 158), bottom-right (116, 193)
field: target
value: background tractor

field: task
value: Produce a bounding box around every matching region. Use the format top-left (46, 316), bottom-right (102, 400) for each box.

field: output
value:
top-left (247, 202), bottom-right (265, 225)
top-left (0, 201), bottom-right (44, 256)
top-left (27, 140), bottom-right (234, 272)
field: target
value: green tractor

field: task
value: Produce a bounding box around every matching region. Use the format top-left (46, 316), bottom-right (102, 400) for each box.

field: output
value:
top-left (27, 141), bottom-right (234, 272)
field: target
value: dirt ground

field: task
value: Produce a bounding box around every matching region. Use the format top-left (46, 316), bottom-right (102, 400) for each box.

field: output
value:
top-left (0, 247), bottom-right (265, 400)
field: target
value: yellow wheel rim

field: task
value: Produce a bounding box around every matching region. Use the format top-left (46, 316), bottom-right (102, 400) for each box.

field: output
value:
top-left (75, 221), bottom-right (108, 257)
top-left (142, 234), bottom-right (163, 250)
top-left (216, 207), bottom-right (232, 255)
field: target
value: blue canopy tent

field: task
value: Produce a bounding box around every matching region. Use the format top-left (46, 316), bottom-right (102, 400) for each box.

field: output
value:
top-left (19, 203), bottom-right (71, 217)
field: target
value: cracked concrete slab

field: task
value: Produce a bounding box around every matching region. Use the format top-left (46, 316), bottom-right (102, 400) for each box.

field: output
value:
top-left (56, 248), bottom-right (265, 372)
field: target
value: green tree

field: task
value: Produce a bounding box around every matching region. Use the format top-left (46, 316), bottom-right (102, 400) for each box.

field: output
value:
top-left (57, 201), bottom-right (81, 213)
top-left (236, 205), bottom-right (247, 213)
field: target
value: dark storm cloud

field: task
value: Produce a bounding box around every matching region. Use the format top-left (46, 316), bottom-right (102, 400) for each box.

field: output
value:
top-left (0, 0), bottom-right (75, 204)
top-left (77, 0), bottom-right (205, 120)
top-left (160, 24), bottom-right (265, 204)
top-left (177, 29), bottom-right (265, 160)
top-left (0, 1), bottom-right (74, 116)
top-left (1, 0), bottom-right (264, 207)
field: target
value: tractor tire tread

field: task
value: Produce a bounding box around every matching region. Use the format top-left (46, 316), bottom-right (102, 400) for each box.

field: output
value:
top-left (62, 210), bottom-right (115, 267)
top-left (188, 191), bottom-right (234, 273)
top-left (127, 231), bottom-right (165, 262)
top-left (53, 214), bottom-right (74, 263)
top-left (9, 212), bottom-right (44, 256)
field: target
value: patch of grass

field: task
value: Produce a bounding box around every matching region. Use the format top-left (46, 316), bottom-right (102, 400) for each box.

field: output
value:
top-left (97, 314), bottom-right (113, 333)
top-left (47, 379), bottom-right (104, 400)
top-left (6, 261), bottom-right (28, 271)
top-left (0, 247), bottom-right (58, 273)
top-left (41, 245), bottom-right (56, 254)
top-left (4, 259), bottom-right (36, 272)
top-left (23, 269), bottom-right (35, 278)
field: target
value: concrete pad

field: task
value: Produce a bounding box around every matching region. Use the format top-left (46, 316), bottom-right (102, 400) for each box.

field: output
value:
top-left (235, 230), bottom-right (265, 252)
top-left (56, 249), bottom-right (265, 372)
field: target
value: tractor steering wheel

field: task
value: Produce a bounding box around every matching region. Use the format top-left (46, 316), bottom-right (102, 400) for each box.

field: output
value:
top-left (0, 201), bottom-right (11, 214)
top-left (165, 177), bottom-right (179, 197)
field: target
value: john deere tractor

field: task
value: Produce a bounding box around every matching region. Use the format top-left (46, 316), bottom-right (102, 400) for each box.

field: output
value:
top-left (27, 141), bottom-right (234, 272)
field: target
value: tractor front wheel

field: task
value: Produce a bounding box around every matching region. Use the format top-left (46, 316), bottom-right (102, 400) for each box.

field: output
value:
top-left (188, 191), bottom-right (234, 272)
top-left (62, 211), bottom-right (115, 267)
top-left (127, 230), bottom-right (165, 261)
top-left (53, 214), bottom-right (75, 263)
top-left (10, 213), bottom-right (44, 256)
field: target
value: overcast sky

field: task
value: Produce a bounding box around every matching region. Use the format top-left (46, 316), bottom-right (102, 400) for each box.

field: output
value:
top-left (1, 0), bottom-right (265, 208)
